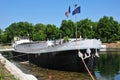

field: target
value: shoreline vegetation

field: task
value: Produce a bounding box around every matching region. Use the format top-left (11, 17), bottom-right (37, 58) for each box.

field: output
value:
top-left (0, 55), bottom-right (17, 80)
top-left (0, 53), bottom-right (37, 80)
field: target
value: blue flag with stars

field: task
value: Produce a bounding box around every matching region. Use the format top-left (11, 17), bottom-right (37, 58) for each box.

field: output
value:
top-left (72, 6), bottom-right (80, 15)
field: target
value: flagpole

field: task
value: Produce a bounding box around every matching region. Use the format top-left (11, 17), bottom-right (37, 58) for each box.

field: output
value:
top-left (74, 3), bottom-right (77, 41)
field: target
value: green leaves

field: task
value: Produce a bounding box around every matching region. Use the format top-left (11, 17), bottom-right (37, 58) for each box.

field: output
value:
top-left (32, 23), bottom-right (46, 41)
top-left (45, 24), bottom-right (60, 40)
top-left (77, 18), bottom-right (93, 39)
top-left (0, 16), bottom-right (120, 43)
top-left (96, 16), bottom-right (120, 42)
top-left (3, 22), bottom-right (33, 43)
top-left (60, 20), bottom-right (75, 38)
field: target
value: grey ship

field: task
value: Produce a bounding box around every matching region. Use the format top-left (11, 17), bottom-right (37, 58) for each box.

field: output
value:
top-left (13, 37), bottom-right (102, 72)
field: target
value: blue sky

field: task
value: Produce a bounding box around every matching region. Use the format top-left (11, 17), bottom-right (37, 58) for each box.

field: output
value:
top-left (0, 0), bottom-right (120, 30)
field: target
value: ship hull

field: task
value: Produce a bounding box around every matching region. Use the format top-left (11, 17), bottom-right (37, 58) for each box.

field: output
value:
top-left (13, 49), bottom-right (97, 72)
top-left (13, 39), bottom-right (101, 72)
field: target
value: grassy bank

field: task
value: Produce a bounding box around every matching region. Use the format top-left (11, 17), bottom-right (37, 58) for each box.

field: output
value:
top-left (0, 61), bottom-right (17, 80)
top-left (0, 44), bottom-right (16, 80)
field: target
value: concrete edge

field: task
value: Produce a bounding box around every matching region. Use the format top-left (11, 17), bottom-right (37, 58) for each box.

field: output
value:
top-left (100, 45), bottom-right (107, 51)
top-left (0, 54), bottom-right (38, 80)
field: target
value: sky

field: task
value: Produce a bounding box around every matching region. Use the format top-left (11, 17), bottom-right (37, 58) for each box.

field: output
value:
top-left (0, 0), bottom-right (120, 30)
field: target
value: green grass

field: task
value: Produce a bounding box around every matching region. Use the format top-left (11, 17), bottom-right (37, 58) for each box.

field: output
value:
top-left (0, 62), bottom-right (17, 80)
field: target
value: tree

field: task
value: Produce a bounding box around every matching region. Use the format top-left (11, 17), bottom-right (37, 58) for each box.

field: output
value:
top-left (1, 33), bottom-right (8, 43)
top-left (77, 18), bottom-right (94, 39)
top-left (0, 28), bottom-right (2, 34)
top-left (45, 24), bottom-right (59, 40)
top-left (1, 16), bottom-right (120, 43)
top-left (96, 16), bottom-right (120, 42)
top-left (16, 22), bottom-right (33, 38)
top-left (32, 23), bottom-right (46, 41)
top-left (118, 24), bottom-right (120, 40)
top-left (60, 20), bottom-right (75, 38)
top-left (0, 28), bottom-right (3, 43)
top-left (4, 22), bottom-right (33, 43)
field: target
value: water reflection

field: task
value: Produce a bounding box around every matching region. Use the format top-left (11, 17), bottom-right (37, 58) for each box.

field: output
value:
top-left (95, 51), bottom-right (120, 80)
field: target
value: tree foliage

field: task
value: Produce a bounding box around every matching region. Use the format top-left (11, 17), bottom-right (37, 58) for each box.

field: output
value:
top-left (60, 20), bottom-right (75, 38)
top-left (32, 23), bottom-right (46, 41)
top-left (96, 16), bottom-right (120, 42)
top-left (77, 18), bottom-right (94, 39)
top-left (45, 24), bottom-right (60, 40)
top-left (1, 16), bottom-right (120, 43)
top-left (3, 22), bottom-right (33, 43)
top-left (0, 28), bottom-right (3, 43)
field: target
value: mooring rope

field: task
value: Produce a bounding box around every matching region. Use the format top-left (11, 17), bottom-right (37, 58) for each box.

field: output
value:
top-left (81, 58), bottom-right (95, 80)
top-left (78, 50), bottom-right (95, 80)
top-left (8, 53), bottom-right (28, 59)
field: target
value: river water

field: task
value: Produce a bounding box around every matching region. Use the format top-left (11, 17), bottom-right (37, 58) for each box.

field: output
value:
top-left (95, 51), bottom-right (120, 80)
top-left (1, 51), bottom-right (120, 80)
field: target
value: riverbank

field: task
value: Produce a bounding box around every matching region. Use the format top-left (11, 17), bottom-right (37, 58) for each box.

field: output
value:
top-left (103, 41), bottom-right (120, 48)
top-left (0, 60), bottom-right (17, 80)
top-left (0, 44), bottom-right (12, 49)
top-left (0, 53), bottom-right (37, 80)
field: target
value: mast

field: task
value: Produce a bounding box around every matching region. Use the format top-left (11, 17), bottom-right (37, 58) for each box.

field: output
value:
top-left (73, 2), bottom-right (80, 40)
top-left (74, 3), bottom-right (78, 40)
top-left (65, 1), bottom-right (80, 40)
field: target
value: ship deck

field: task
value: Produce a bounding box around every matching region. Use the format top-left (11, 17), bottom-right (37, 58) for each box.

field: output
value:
top-left (14, 39), bottom-right (102, 54)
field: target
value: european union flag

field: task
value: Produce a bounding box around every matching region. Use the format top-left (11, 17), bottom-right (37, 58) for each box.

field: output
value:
top-left (72, 6), bottom-right (80, 15)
